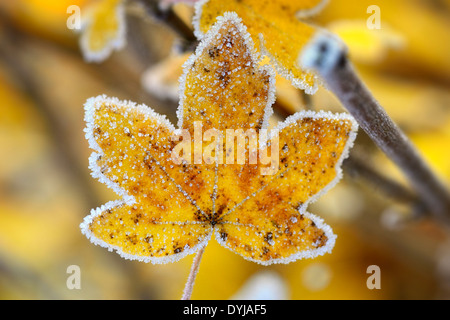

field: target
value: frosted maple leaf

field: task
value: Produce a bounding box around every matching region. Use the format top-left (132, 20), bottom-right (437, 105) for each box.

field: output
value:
top-left (80, 12), bottom-right (358, 265)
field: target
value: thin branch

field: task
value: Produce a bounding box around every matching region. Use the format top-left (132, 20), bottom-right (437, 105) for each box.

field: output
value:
top-left (343, 153), bottom-right (427, 218)
top-left (137, 0), bottom-right (199, 52)
top-left (301, 32), bottom-right (450, 223)
top-left (343, 156), bottom-right (415, 203)
top-left (181, 246), bottom-right (205, 300)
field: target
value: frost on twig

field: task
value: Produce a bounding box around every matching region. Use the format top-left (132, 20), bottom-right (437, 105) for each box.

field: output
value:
top-left (300, 31), bottom-right (450, 222)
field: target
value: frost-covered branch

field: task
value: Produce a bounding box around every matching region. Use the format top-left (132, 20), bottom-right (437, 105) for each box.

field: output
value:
top-left (301, 32), bottom-right (450, 223)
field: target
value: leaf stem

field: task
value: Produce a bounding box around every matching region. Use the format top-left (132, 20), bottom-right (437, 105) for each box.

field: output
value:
top-left (181, 246), bottom-right (205, 300)
top-left (301, 32), bottom-right (450, 223)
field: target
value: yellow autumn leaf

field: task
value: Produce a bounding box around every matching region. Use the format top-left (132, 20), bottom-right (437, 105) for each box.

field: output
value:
top-left (79, 0), bottom-right (126, 62)
top-left (193, 0), bottom-right (330, 94)
top-left (81, 13), bottom-right (357, 265)
top-left (141, 53), bottom-right (306, 114)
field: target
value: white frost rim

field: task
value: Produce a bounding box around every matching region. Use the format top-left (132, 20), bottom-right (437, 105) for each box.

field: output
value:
top-left (83, 95), bottom-right (213, 264)
top-left (214, 210), bottom-right (337, 266)
top-left (80, 200), bottom-right (212, 264)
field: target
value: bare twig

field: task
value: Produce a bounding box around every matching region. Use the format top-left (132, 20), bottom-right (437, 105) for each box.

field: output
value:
top-left (181, 246), bottom-right (205, 300)
top-left (301, 32), bottom-right (450, 222)
top-left (136, 0), bottom-right (199, 52)
top-left (343, 154), bottom-right (427, 217)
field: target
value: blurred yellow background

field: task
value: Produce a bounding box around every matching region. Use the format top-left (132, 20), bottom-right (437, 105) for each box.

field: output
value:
top-left (0, 0), bottom-right (449, 299)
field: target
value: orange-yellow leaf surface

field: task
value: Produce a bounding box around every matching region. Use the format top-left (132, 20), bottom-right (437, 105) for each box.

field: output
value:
top-left (81, 13), bottom-right (357, 265)
top-left (194, 0), bottom-right (330, 94)
top-left (80, 0), bottom-right (125, 62)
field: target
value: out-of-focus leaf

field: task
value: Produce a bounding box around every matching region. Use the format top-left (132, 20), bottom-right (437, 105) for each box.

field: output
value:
top-left (79, 0), bottom-right (126, 62)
